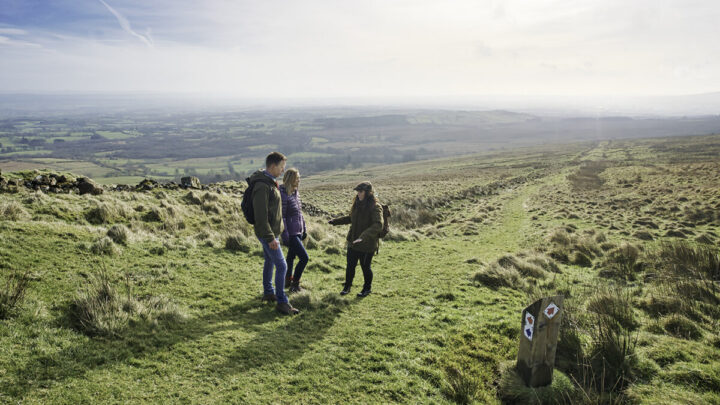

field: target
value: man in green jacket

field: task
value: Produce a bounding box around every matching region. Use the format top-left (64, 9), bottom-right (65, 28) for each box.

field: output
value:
top-left (251, 152), bottom-right (299, 315)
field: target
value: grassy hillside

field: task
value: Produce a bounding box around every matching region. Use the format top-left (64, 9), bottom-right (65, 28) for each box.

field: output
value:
top-left (1, 134), bottom-right (719, 404)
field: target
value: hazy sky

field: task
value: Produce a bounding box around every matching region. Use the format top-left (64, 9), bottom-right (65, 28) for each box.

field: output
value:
top-left (1, 0), bottom-right (720, 98)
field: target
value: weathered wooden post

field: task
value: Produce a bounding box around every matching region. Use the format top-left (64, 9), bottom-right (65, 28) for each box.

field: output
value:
top-left (516, 295), bottom-right (564, 387)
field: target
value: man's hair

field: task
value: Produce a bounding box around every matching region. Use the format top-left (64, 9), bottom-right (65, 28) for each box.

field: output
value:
top-left (265, 152), bottom-right (287, 168)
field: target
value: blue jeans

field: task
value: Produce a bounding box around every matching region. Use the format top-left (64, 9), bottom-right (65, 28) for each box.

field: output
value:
top-left (286, 235), bottom-right (309, 282)
top-left (258, 238), bottom-right (288, 304)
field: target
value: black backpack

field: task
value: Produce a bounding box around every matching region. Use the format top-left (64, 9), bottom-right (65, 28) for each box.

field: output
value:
top-left (378, 204), bottom-right (391, 239)
top-left (241, 176), bottom-right (277, 224)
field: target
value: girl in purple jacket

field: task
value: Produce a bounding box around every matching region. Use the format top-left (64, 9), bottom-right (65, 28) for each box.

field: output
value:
top-left (280, 168), bottom-right (308, 292)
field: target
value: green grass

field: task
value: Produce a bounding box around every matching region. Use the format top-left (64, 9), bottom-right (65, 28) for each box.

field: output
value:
top-left (96, 131), bottom-right (140, 140)
top-left (1, 149), bottom-right (53, 157)
top-left (1, 134), bottom-right (720, 403)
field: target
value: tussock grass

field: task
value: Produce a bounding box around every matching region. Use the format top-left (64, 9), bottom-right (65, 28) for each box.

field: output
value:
top-left (472, 263), bottom-right (526, 290)
top-left (695, 233), bottom-right (715, 245)
top-left (0, 200), bottom-right (30, 221)
top-left (662, 315), bottom-right (703, 340)
top-left (599, 242), bottom-right (643, 281)
top-left (546, 228), bottom-right (603, 267)
top-left (69, 266), bottom-right (186, 337)
top-left (555, 300), bottom-right (584, 375)
top-left (0, 270), bottom-right (31, 319)
top-left (323, 245), bottom-right (342, 255)
top-left (662, 363), bottom-right (720, 392)
top-left (656, 240), bottom-right (720, 281)
top-left (195, 229), bottom-right (220, 247)
top-left (183, 191), bottom-right (203, 205)
top-left (143, 206), bottom-right (165, 222)
top-left (640, 241), bottom-right (720, 320)
top-left (497, 361), bottom-right (576, 405)
top-left (107, 224), bottom-right (130, 245)
top-left (586, 288), bottom-right (638, 331)
top-left (497, 254), bottom-right (547, 279)
top-left (202, 192), bottom-right (220, 202)
top-left (392, 205), bottom-right (442, 229)
top-left (160, 217), bottom-right (186, 234)
top-left (549, 229), bottom-right (572, 246)
top-left (586, 312), bottom-right (639, 394)
top-left (86, 201), bottom-right (130, 224)
top-left (637, 289), bottom-right (700, 321)
top-left (90, 237), bottom-right (120, 256)
top-left (593, 231), bottom-right (608, 243)
top-left (570, 252), bottom-right (593, 267)
top-left (442, 364), bottom-right (484, 405)
top-left (633, 230), bottom-right (654, 241)
top-left (23, 190), bottom-right (48, 204)
top-left (684, 206), bottom-right (717, 225)
top-left (159, 199), bottom-right (184, 218)
top-left (573, 236), bottom-right (602, 259)
top-left (224, 233), bottom-right (252, 253)
top-left (600, 242), bottom-right (616, 253)
top-left (288, 290), bottom-right (313, 309)
top-left (384, 229), bottom-right (422, 242)
top-left (307, 223), bottom-right (328, 241)
top-left (201, 201), bottom-right (223, 214)
top-left (281, 290), bottom-right (352, 312)
top-left (307, 261), bottom-right (334, 274)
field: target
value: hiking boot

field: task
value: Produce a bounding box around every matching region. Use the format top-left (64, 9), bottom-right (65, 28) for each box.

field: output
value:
top-left (261, 293), bottom-right (277, 302)
top-left (357, 289), bottom-right (371, 298)
top-left (289, 282), bottom-right (302, 293)
top-left (340, 286), bottom-right (351, 295)
top-left (276, 302), bottom-right (299, 315)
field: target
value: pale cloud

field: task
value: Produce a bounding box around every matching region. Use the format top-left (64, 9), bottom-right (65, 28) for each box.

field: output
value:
top-left (98, 0), bottom-right (154, 48)
top-left (1, 0), bottom-right (720, 97)
top-left (0, 35), bottom-right (41, 48)
top-left (0, 28), bottom-right (28, 35)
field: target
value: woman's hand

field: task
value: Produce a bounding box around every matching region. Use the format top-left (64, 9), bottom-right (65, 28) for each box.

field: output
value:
top-left (352, 238), bottom-right (362, 244)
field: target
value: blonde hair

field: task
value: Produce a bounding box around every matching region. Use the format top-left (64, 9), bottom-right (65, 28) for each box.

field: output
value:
top-left (283, 168), bottom-right (300, 194)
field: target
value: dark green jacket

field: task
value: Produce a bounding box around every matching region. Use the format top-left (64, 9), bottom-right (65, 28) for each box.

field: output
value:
top-left (333, 199), bottom-right (383, 253)
top-left (250, 170), bottom-right (282, 243)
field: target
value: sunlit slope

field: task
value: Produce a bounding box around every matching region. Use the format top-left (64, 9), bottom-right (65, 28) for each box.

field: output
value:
top-left (1, 134), bottom-right (719, 403)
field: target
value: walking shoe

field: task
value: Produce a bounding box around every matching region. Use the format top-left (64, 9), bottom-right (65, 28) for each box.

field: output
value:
top-left (357, 289), bottom-right (371, 297)
top-left (289, 283), bottom-right (302, 293)
top-left (340, 287), bottom-right (351, 295)
top-left (276, 302), bottom-right (299, 315)
top-left (261, 293), bottom-right (277, 302)
top-left (285, 276), bottom-right (293, 288)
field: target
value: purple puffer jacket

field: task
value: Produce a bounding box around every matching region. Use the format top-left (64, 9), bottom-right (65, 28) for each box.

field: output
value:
top-left (280, 185), bottom-right (306, 243)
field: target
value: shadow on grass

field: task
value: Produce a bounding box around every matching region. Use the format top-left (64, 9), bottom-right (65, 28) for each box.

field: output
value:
top-left (214, 294), bottom-right (353, 374)
top-left (3, 294), bottom-right (353, 400)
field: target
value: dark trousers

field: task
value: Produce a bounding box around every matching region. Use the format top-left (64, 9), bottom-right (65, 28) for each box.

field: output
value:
top-left (286, 235), bottom-right (309, 282)
top-left (345, 248), bottom-right (374, 290)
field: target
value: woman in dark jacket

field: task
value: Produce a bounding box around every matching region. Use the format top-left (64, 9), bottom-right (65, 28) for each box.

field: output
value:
top-left (329, 181), bottom-right (383, 297)
top-left (280, 168), bottom-right (308, 293)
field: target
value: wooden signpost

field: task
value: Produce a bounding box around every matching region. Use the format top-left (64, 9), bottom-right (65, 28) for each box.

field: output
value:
top-left (516, 295), bottom-right (564, 387)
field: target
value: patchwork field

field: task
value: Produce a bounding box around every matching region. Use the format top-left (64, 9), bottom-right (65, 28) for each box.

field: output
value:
top-left (1, 133), bottom-right (719, 404)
